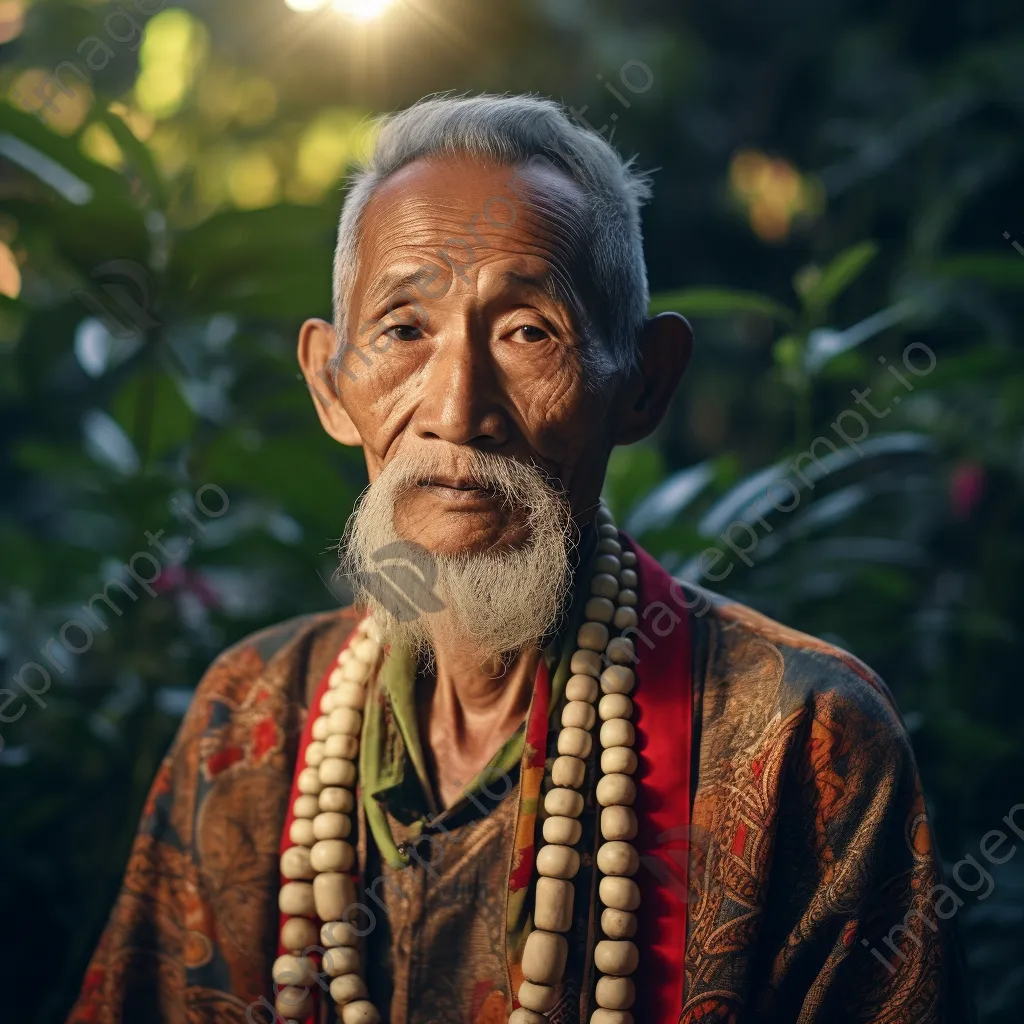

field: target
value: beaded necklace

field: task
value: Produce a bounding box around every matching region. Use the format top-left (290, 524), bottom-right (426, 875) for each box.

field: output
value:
top-left (275, 504), bottom-right (642, 1024)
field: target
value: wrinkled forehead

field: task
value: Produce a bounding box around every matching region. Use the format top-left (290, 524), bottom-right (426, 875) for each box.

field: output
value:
top-left (351, 155), bottom-right (595, 312)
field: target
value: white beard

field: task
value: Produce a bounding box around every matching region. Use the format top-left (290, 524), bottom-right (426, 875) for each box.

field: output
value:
top-left (338, 448), bottom-right (576, 663)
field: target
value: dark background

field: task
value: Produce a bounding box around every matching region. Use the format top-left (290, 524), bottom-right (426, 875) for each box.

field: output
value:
top-left (1, 0), bottom-right (1022, 1020)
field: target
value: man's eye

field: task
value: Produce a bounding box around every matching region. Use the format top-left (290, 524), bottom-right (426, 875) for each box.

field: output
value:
top-left (384, 324), bottom-right (422, 342)
top-left (515, 325), bottom-right (548, 343)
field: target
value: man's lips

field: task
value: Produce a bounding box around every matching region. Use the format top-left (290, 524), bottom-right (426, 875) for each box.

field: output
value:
top-left (417, 476), bottom-right (491, 492)
top-left (414, 476), bottom-right (503, 505)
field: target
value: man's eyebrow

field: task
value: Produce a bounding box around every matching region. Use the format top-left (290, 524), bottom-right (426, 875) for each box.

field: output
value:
top-left (365, 268), bottom-right (434, 308)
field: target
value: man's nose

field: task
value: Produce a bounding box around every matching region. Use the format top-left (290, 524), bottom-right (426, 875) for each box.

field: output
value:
top-left (413, 327), bottom-right (509, 447)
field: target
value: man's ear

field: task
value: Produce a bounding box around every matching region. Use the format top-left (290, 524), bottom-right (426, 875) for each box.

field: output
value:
top-left (613, 312), bottom-right (694, 445)
top-left (297, 318), bottom-right (362, 446)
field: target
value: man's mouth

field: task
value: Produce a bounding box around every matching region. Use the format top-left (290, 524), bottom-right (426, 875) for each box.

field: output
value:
top-left (418, 475), bottom-right (488, 491)
top-left (415, 475), bottom-right (501, 503)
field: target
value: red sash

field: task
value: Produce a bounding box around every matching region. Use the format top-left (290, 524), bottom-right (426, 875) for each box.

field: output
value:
top-left (629, 539), bottom-right (692, 1021)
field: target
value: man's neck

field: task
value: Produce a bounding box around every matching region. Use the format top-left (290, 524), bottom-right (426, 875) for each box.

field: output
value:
top-left (417, 639), bottom-right (542, 809)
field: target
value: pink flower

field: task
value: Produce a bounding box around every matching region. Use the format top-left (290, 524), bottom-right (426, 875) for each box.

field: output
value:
top-left (949, 462), bottom-right (985, 521)
top-left (152, 564), bottom-right (220, 609)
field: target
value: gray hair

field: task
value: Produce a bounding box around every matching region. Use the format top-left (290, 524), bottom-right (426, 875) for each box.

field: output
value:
top-left (330, 93), bottom-right (651, 377)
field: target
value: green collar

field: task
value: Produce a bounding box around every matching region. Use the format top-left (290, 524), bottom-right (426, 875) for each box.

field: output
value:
top-left (359, 586), bottom-right (588, 869)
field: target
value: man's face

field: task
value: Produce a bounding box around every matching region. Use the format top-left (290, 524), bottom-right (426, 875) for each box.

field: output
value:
top-left (327, 157), bottom-right (618, 556)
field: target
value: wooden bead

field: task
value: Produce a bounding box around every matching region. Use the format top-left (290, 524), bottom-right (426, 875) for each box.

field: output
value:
top-left (320, 787), bottom-right (355, 813)
top-left (329, 665), bottom-right (346, 687)
top-left (600, 719), bottom-right (635, 749)
top-left (566, 673), bottom-right (599, 703)
top-left (534, 876), bottom-right (574, 932)
top-left (319, 689), bottom-right (339, 713)
top-left (601, 747), bottom-right (638, 776)
top-left (601, 805), bottom-right (638, 841)
top-left (351, 636), bottom-right (380, 664)
top-left (600, 876), bottom-right (641, 911)
top-left (280, 845), bottom-right (314, 880)
top-left (561, 700), bottom-right (596, 730)
top-left (305, 740), bottom-right (326, 767)
top-left (585, 596), bottom-right (615, 623)
top-left (597, 522), bottom-right (619, 539)
top-left (517, 981), bottom-right (558, 1013)
top-left (535, 844), bottom-right (581, 879)
top-left (617, 589), bottom-right (638, 607)
top-left (280, 916), bottom-right (317, 951)
top-left (341, 1000), bottom-right (381, 1024)
top-left (594, 554), bottom-right (621, 576)
top-left (619, 568), bottom-right (638, 589)
top-left (509, 1010), bottom-right (547, 1024)
top-left (606, 638), bottom-right (635, 665)
top-left (596, 976), bottom-right (636, 1010)
top-left (339, 658), bottom-right (368, 683)
top-left (570, 649), bottom-right (603, 677)
top-left (314, 811), bottom-right (352, 840)
top-left (334, 681), bottom-right (367, 710)
top-left (314, 871), bottom-right (356, 921)
top-left (322, 944), bottom-right (360, 977)
top-left (328, 707), bottom-right (362, 736)
top-left (311, 715), bottom-right (330, 741)
top-left (276, 985), bottom-right (313, 1017)
top-left (278, 881), bottom-right (315, 916)
top-left (310, 839), bottom-right (355, 873)
top-left (596, 774), bottom-right (636, 807)
top-left (543, 815), bottom-right (582, 846)
top-left (577, 621), bottom-right (610, 652)
top-left (292, 794), bottom-right (320, 819)
top-left (272, 954), bottom-right (315, 986)
top-left (551, 754), bottom-right (586, 789)
top-left (590, 573), bottom-right (619, 599)
top-left (601, 908), bottom-right (637, 938)
top-left (599, 694), bottom-right (633, 720)
top-left (600, 665), bottom-right (635, 695)
top-left (620, 550), bottom-right (637, 568)
top-left (321, 919), bottom-right (358, 947)
top-left (319, 757), bottom-right (357, 788)
top-left (594, 939), bottom-right (639, 976)
top-left (597, 841), bottom-right (639, 876)
top-left (544, 787), bottom-right (584, 818)
top-left (591, 1010), bottom-right (634, 1024)
top-left (297, 767), bottom-right (323, 795)
top-left (595, 505), bottom-right (615, 526)
top-left (330, 973), bottom-right (368, 1005)
top-left (325, 733), bottom-right (360, 760)
top-left (597, 538), bottom-right (622, 556)
top-left (522, 928), bottom-right (568, 985)
top-left (557, 727), bottom-right (592, 759)
top-left (613, 606), bottom-right (639, 630)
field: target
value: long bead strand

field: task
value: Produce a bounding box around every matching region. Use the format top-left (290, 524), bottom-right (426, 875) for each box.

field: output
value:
top-left (510, 504), bottom-right (642, 1024)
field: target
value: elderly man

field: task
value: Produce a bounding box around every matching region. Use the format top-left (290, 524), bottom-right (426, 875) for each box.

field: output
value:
top-left (71, 95), bottom-right (969, 1024)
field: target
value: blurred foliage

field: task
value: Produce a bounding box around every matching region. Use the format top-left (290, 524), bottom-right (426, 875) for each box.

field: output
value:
top-left (0, 0), bottom-right (1022, 1020)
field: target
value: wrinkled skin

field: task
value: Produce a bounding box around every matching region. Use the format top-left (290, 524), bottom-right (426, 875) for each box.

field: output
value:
top-left (298, 156), bottom-right (692, 555)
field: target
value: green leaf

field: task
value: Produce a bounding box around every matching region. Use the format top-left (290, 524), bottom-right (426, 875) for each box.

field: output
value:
top-left (649, 288), bottom-right (795, 325)
top-left (110, 369), bottom-right (195, 460)
top-left (932, 254), bottom-right (1024, 289)
top-left (603, 443), bottom-right (666, 522)
top-left (796, 241), bottom-right (879, 314)
top-left (93, 110), bottom-right (167, 211)
top-left (772, 333), bottom-right (803, 370)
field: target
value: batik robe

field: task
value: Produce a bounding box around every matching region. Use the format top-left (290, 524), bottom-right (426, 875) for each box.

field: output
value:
top-left (68, 540), bottom-right (972, 1023)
